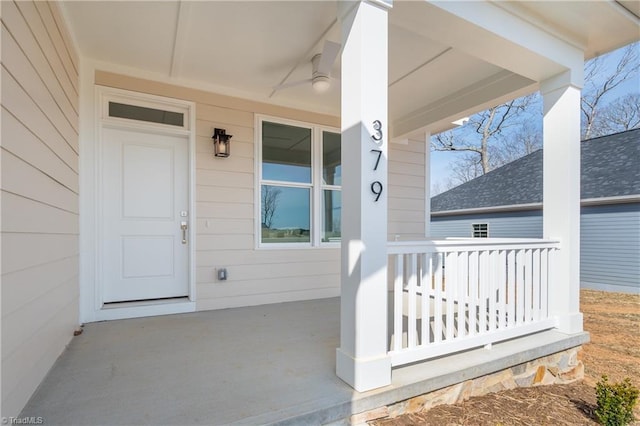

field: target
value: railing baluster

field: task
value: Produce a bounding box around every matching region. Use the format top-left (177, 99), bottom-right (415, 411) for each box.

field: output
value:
top-left (541, 248), bottom-right (550, 319)
top-left (458, 251), bottom-right (468, 338)
top-left (498, 250), bottom-right (507, 330)
top-left (524, 249), bottom-right (533, 323)
top-left (488, 250), bottom-right (498, 332)
top-left (445, 251), bottom-right (456, 340)
top-left (387, 238), bottom-right (559, 366)
top-left (532, 248), bottom-right (541, 321)
top-left (468, 251), bottom-right (478, 336)
top-left (479, 250), bottom-right (489, 334)
top-left (507, 250), bottom-right (516, 328)
top-left (434, 252), bottom-right (443, 343)
top-left (407, 254), bottom-right (418, 348)
top-left (393, 254), bottom-right (403, 352)
top-left (516, 249), bottom-right (525, 325)
top-left (420, 253), bottom-right (431, 345)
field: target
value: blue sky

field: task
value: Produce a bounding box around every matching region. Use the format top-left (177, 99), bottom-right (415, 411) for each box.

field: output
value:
top-left (430, 41), bottom-right (640, 193)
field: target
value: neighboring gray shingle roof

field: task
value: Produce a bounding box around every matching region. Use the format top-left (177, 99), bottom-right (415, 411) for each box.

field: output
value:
top-left (431, 128), bottom-right (640, 213)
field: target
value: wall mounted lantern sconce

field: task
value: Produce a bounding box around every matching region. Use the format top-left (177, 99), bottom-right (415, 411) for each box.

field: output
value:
top-left (212, 128), bottom-right (232, 158)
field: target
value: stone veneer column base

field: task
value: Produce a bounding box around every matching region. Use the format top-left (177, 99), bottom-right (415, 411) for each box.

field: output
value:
top-left (350, 346), bottom-right (584, 425)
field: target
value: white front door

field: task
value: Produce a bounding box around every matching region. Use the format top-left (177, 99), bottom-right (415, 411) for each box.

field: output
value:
top-left (101, 126), bottom-right (189, 303)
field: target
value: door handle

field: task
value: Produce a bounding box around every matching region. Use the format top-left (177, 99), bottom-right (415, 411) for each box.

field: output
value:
top-left (180, 221), bottom-right (188, 244)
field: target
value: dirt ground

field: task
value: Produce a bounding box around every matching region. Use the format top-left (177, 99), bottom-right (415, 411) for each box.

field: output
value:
top-left (373, 289), bottom-right (640, 426)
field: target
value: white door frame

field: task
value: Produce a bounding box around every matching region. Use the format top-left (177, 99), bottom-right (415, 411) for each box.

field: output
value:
top-left (81, 83), bottom-right (196, 322)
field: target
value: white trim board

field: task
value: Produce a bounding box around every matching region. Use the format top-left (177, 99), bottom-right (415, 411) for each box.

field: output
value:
top-left (95, 300), bottom-right (196, 321)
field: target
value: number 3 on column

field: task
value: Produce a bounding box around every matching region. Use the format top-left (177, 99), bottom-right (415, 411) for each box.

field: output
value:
top-left (372, 120), bottom-right (383, 142)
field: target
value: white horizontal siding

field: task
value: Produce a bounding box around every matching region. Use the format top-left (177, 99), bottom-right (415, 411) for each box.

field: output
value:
top-left (388, 141), bottom-right (426, 238)
top-left (1, 295), bottom-right (78, 420)
top-left (2, 109), bottom-right (78, 193)
top-left (95, 71), bottom-right (342, 311)
top-left (196, 260), bottom-right (339, 283)
top-left (196, 248), bottom-right (339, 266)
top-left (1, 0), bottom-right (79, 417)
top-left (1, 67), bottom-right (78, 170)
top-left (2, 192), bottom-right (78, 234)
top-left (2, 151), bottom-right (78, 213)
top-left (2, 257), bottom-right (79, 318)
top-left (196, 218), bottom-right (254, 235)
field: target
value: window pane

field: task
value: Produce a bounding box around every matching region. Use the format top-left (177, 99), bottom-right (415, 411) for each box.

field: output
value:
top-left (108, 102), bottom-right (184, 127)
top-left (323, 131), bottom-right (341, 186)
top-left (261, 185), bottom-right (310, 243)
top-left (322, 190), bottom-right (341, 242)
top-left (262, 121), bottom-right (312, 183)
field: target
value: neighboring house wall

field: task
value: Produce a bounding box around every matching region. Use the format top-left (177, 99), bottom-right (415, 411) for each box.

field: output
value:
top-left (1, 0), bottom-right (79, 416)
top-left (94, 71), bottom-right (425, 311)
top-left (431, 203), bottom-right (640, 294)
top-left (581, 203), bottom-right (640, 294)
top-left (431, 210), bottom-right (543, 239)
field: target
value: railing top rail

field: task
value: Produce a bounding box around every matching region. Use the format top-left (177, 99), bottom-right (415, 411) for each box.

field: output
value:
top-left (388, 238), bottom-right (560, 254)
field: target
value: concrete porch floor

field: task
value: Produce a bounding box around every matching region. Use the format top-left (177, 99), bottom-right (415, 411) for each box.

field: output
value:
top-left (21, 298), bottom-right (589, 425)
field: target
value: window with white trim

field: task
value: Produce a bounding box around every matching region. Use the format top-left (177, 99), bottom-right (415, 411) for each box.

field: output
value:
top-left (258, 117), bottom-right (341, 246)
top-left (101, 91), bottom-right (191, 131)
top-left (472, 223), bottom-right (489, 238)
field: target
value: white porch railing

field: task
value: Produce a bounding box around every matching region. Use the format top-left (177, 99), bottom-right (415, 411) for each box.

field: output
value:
top-left (388, 238), bottom-right (559, 367)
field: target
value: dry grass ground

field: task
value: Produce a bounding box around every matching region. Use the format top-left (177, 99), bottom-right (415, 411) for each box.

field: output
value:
top-left (373, 289), bottom-right (640, 426)
top-left (581, 290), bottom-right (640, 387)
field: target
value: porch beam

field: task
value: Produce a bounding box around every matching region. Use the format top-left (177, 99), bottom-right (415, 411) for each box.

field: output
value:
top-left (421, 0), bottom-right (584, 83)
top-left (541, 69), bottom-right (583, 334)
top-left (391, 71), bottom-right (536, 140)
top-left (336, 0), bottom-right (392, 392)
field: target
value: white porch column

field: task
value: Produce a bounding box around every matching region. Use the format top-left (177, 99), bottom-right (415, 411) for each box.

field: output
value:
top-left (424, 131), bottom-right (431, 237)
top-left (541, 69), bottom-right (583, 334)
top-left (337, 0), bottom-right (392, 392)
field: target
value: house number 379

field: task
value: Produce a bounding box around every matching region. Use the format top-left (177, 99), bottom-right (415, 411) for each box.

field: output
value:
top-left (370, 120), bottom-right (383, 202)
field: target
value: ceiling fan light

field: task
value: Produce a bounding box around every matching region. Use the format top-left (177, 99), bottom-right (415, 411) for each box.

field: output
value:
top-left (312, 76), bottom-right (330, 93)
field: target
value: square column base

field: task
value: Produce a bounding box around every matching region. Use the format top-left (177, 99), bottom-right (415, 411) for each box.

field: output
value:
top-left (555, 312), bottom-right (584, 334)
top-left (336, 348), bottom-right (391, 392)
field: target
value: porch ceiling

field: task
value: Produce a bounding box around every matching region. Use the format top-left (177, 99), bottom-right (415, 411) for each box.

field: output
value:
top-left (61, 1), bottom-right (639, 137)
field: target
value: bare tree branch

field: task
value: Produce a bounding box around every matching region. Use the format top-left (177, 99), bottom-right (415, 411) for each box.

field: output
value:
top-left (432, 95), bottom-right (537, 179)
top-left (582, 44), bottom-right (640, 139)
top-left (261, 186), bottom-right (281, 229)
top-left (431, 43), bottom-right (638, 190)
top-left (450, 154), bottom-right (484, 184)
top-left (432, 131), bottom-right (482, 153)
top-left (595, 93), bottom-right (640, 135)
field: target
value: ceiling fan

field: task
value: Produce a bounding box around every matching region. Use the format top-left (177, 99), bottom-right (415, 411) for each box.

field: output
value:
top-left (273, 41), bottom-right (341, 94)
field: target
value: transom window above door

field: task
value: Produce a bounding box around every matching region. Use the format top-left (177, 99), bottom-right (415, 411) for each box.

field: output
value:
top-left (258, 117), bottom-right (341, 247)
top-left (100, 87), bottom-right (191, 131)
top-left (108, 102), bottom-right (184, 127)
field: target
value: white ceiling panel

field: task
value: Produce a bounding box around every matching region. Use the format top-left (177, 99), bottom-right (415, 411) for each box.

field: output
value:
top-left (390, 50), bottom-right (502, 120)
top-left (388, 23), bottom-right (450, 84)
top-left (178, 1), bottom-right (338, 95)
top-left (64, 1), bottom-right (180, 74)
top-left (60, 0), bottom-right (638, 136)
top-left (493, 1), bottom-right (640, 59)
